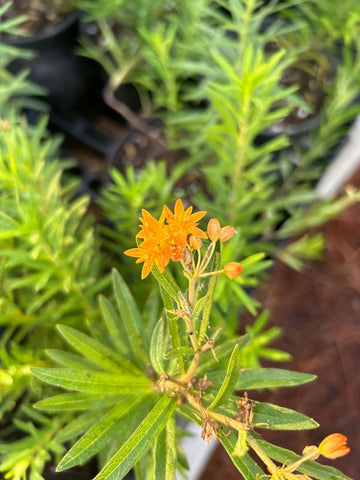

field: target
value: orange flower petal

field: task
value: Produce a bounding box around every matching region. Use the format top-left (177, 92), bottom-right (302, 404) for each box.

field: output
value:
top-left (190, 226), bottom-right (207, 239)
top-left (174, 198), bottom-right (185, 216)
top-left (124, 248), bottom-right (144, 258)
top-left (141, 261), bottom-right (153, 279)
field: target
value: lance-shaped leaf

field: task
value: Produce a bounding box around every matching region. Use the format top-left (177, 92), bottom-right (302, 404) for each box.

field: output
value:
top-left (150, 317), bottom-right (165, 375)
top-left (236, 368), bottom-right (317, 390)
top-left (253, 402), bottom-right (319, 430)
top-left (153, 416), bottom-right (177, 480)
top-left (57, 324), bottom-right (141, 375)
top-left (112, 269), bottom-right (148, 368)
top-left (151, 265), bottom-right (180, 302)
top-left (256, 438), bottom-right (353, 480)
top-left (219, 433), bottom-right (264, 480)
top-left (159, 285), bottom-right (185, 374)
top-left (57, 394), bottom-right (149, 471)
top-left (46, 349), bottom-right (98, 370)
top-left (93, 395), bottom-right (177, 480)
top-left (98, 295), bottom-right (129, 356)
top-left (56, 411), bottom-right (101, 443)
top-left (208, 345), bottom-right (241, 410)
top-left (32, 368), bottom-right (151, 395)
top-left (198, 246), bottom-right (220, 343)
top-left (35, 393), bottom-right (124, 411)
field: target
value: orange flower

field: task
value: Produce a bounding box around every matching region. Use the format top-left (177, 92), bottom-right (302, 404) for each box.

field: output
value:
top-left (318, 434), bottom-right (350, 459)
top-left (163, 199), bottom-right (207, 241)
top-left (137, 208), bottom-right (165, 242)
top-left (125, 200), bottom-right (208, 278)
top-left (124, 244), bottom-right (169, 279)
top-left (224, 262), bottom-right (243, 279)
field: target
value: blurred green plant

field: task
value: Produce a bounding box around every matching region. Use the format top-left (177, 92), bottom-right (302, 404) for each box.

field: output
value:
top-left (94, 0), bottom-right (360, 339)
top-left (0, 119), bottom-right (111, 479)
top-left (0, 1), bottom-right (45, 116)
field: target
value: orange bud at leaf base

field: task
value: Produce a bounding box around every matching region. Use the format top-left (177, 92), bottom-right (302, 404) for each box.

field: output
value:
top-left (220, 225), bottom-right (236, 242)
top-left (207, 218), bottom-right (221, 242)
top-left (224, 262), bottom-right (243, 279)
top-left (318, 434), bottom-right (350, 459)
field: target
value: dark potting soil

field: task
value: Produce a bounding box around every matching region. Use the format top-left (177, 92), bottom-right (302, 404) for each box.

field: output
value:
top-left (200, 169), bottom-right (360, 479)
top-left (2, 0), bottom-right (70, 35)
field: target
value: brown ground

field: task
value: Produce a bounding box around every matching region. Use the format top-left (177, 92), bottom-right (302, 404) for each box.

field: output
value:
top-left (201, 170), bottom-right (360, 480)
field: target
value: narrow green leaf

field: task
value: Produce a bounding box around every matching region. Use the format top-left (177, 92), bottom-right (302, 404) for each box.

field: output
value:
top-left (46, 349), bottom-right (99, 370)
top-left (253, 402), bottom-right (319, 430)
top-left (151, 265), bottom-right (180, 302)
top-left (55, 411), bottom-right (100, 443)
top-left (35, 393), bottom-right (124, 411)
top-left (112, 269), bottom-right (148, 368)
top-left (150, 317), bottom-right (165, 374)
top-left (229, 282), bottom-right (260, 315)
top-left (236, 368), bottom-right (317, 390)
top-left (57, 395), bottom-right (148, 471)
top-left (32, 368), bottom-right (151, 394)
top-left (159, 285), bottom-right (185, 374)
top-left (199, 247), bottom-right (220, 343)
top-left (57, 324), bottom-right (138, 374)
top-left (153, 416), bottom-right (177, 480)
top-left (256, 438), bottom-right (353, 480)
top-left (98, 396), bottom-right (155, 468)
top-left (98, 295), bottom-right (130, 356)
top-left (209, 345), bottom-right (241, 410)
top-left (93, 395), bottom-right (177, 480)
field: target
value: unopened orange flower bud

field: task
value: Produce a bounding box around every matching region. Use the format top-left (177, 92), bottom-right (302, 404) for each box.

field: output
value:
top-left (220, 225), bottom-right (236, 242)
top-left (170, 246), bottom-right (184, 262)
top-left (224, 262), bottom-right (243, 279)
top-left (189, 235), bottom-right (202, 250)
top-left (207, 218), bottom-right (221, 242)
top-left (318, 434), bottom-right (350, 459)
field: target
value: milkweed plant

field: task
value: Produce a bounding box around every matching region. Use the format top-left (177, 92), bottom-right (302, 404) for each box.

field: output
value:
top-left (0, 1), bottom-right (356, 479)
top-left (31, 199), bottom-right (351, 480)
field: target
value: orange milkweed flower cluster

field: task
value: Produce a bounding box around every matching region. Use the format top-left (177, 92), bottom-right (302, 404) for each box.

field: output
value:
top-left (124, 199), bottom-right (239, 279)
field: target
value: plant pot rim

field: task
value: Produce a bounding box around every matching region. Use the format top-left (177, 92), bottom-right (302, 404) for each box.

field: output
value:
top-left (5, 10), bottom-right (80, 45)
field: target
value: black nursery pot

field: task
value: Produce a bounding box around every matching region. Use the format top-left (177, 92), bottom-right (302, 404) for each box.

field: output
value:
top-left (5, 11), bottom-right (103, 111)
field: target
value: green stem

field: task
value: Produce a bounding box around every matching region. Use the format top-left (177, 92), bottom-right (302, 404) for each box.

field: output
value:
top-left (162, 378), bottom-right (249, 432)
top-left (246, 433), bottom-right (279, 475)
top-left (188, 277), bottom-right (196, 308)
